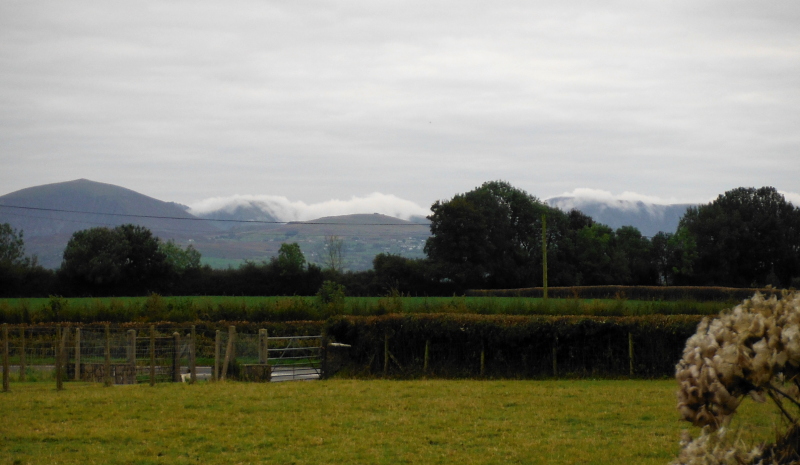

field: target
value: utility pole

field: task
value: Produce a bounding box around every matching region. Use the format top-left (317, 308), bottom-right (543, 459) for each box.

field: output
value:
top-left (542, 213), bottom-right (548, 299)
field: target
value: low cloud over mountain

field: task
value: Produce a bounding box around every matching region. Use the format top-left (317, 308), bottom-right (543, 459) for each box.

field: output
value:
top-left (188, 193), bottom-right (430, 223)
top-left (546, 189), bottom-right (696, 237)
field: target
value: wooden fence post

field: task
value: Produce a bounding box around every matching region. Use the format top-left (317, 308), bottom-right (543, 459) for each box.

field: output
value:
top-left (542, 213), bottom-right (548, 299)
top-left (264, 329), bottom-right (269, 365)
top-left (73, 328), bottom-right (80, 381)
top-left (320, 333), bottom-right (328, 380)
top-left (104, 324), bottom-right (111, 387)
top-left (61, 327), bottom-right (69, 386)
top-left (221, 326), bottom-right (235, 381)
top-left (258, 329), bottom-right (267, 364)
top-left (383, 332), bottom-right (389, 376)
top-left (423, 339), bottom-right (430, 374)
top-left (552, 334), bottom-right (558, 378)
top-left (213, 330), bottom-right (221, 382)
top-left (19, 326), bottom-right (26, 382)
top-left (480, 340), bottom-right (486, 377)
top-left (190, 326), bottom-right (196, 384)
top-left (229, 326), bottom-right (236, 362)
top-left (149, 325), bottom-right (155, 386)
top-left (172, 332), bottom-right (181, 382)
top-left (127, 330), bottom-right (136, 379)
top-left (628, 332), bottom-right (634, 377)
top-left (56, 326), bottom-right (63, 391)
top-left (2, 324), bottom-right (8, 392)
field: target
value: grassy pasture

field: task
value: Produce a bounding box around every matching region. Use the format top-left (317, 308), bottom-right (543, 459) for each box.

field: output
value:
top-left (0, 295), bottom-right (732, 324)
top-left (0, 379), bottom-right (781, 464)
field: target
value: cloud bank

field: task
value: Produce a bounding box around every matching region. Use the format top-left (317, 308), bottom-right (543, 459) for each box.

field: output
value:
top-left (189, 188), bottom-right (800, 224)
top-left (781, 191), bottom-right (800, 207)
top-left (188, 192), bottom-right (430, 222)
top-left (550, 188), bottom-right (688, 206)
top-left (0, 1), bottom-right (798, 206)
top-left (546, 188), bottom-right (693, 217)
top-left (548, 188), bottom-right (800, 213)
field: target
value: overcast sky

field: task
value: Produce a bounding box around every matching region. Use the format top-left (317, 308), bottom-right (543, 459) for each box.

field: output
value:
top-left (1, 0), bottom-right (799, 215)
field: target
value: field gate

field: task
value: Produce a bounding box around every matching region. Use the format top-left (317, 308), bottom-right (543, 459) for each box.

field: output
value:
top-left (265, 334), bottom-right (323, 382)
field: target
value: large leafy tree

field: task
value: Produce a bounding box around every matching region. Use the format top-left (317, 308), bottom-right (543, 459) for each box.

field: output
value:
top-left (679, 187), bottom-right (800, 287)
top-left (274, 242), bottom-right (306, 276)
top-left (614, 225), bottom-right (657, 285)
top-left (0, 223), bottom-right (57, 297)
top-left (424, 181), bottom-right (552, 288)
top-left (573, 224), bottom-right (623, 285)
top-left (650, 228), bottom-right (697, 285)
top-left (160, 240), bottom-right (202, 274)
top-left (424, 181), bottom-right (664, 288)
top-left (61, 224), bottom-right (169, 294)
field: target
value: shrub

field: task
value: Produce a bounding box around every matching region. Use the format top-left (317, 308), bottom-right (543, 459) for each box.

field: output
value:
top-left (672, 291), bottom-right (800, 464)
top-left (41, 296), bottom-right (68, 322)
top-left (317, 281), bottom-right (346, 317)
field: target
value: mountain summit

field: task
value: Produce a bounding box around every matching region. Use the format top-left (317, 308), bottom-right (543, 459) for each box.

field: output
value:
top-left (0, 179), bottom-right (217, 267)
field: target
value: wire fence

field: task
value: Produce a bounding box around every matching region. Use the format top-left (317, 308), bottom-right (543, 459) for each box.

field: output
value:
top-left (1, 323), bottom-right (324, 391)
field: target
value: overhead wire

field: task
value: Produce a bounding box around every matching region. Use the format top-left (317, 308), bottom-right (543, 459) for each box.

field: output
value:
top-left (0, 204), bottom-right (430, 227)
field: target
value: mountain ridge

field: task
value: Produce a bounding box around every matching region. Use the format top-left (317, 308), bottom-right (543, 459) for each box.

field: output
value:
top-left (0, 179), bottom-right (219, 267)
top-left (546, 196), bottom-right (694, 237)
top-left (1, 179), bottom-right (695, 269)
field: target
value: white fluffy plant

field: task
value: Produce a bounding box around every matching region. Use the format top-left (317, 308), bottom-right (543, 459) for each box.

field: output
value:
top-left (672, 291), bottom-right (800, 465)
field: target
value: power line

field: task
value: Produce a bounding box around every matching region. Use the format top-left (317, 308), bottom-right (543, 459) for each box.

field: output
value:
top-left (1, 209), bottom-right (222, 235)
top-left (1, 208), bottom-right (431, 240)
top-left (0, 203), bottom-right (430, 227)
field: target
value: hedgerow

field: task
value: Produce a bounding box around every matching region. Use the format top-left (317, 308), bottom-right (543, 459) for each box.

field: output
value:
top-left (0, 293), bottom-right (731, 324)
top-left (324, 313), bottom-right (703, 378)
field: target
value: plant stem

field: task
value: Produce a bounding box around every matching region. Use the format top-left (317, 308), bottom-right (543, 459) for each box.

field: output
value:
top-left (769, 383), bottom-right (800, 410)
top-left (767, 389), bottom-right (797, 425)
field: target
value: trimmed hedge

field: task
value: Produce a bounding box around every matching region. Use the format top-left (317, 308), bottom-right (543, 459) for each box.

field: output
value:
top-left (324, 313), bottom-right (704, 379)
top-left (467, 285), bottom-right (780, 302)
top-left (4, 315), bottom-right (706, 379)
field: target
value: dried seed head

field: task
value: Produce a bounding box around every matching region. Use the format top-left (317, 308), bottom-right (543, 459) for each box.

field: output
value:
top-left (673, 291), bottom-right (800, 464)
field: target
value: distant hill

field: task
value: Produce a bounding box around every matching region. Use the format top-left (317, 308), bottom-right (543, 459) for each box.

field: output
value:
top-left (0, 180), bottom-right (430, 270)
top-left (0, 179), bottom-right (219, 267)
top-left (546, 196), bottom-right (694, 237)
top-left (192, 213), bottom-right (431, 271)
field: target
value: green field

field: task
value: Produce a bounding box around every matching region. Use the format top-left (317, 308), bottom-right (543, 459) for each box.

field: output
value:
top-left (0, 295), bottom-right (733, 324)
top-left (0, 379), bottom-right (780, 464)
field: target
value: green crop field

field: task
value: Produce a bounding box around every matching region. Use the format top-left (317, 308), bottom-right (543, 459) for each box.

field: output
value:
top-left (0, 379), bottom-right (780, 464)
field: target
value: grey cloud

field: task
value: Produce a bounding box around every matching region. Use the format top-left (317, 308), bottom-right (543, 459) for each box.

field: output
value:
top-left (0, 0), bottom-right (798, 207)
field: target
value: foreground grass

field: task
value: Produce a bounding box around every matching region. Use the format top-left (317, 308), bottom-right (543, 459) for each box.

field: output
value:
top-left (0, 379), bottom-right (781, 464)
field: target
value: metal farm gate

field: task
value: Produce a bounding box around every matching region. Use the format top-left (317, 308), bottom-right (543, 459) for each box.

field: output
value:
top-left (268, 335), bottom-right (323, 382)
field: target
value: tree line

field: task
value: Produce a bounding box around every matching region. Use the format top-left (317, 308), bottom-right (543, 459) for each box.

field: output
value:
top-left (1, 182), bottom-right (798, 297)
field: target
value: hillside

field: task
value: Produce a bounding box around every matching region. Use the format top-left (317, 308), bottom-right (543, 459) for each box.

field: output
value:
top-left (0, 180), bottom-right (431, 270)
top-left (0, 179), bottom-right (219, 267)
top-left (191, 213), bottom-right (431, 270)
